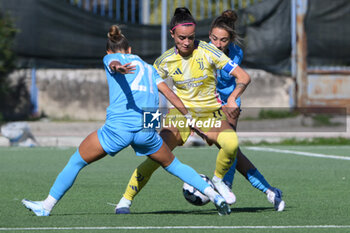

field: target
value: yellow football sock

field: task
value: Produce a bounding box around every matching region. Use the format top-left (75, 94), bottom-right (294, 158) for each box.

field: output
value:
top-left (123, 157), bottom-right (160, 201)
top-left (214, 129), bottom-right (239, 179)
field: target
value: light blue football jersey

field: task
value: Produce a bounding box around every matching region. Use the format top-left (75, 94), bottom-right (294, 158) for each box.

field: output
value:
top-left (103, 53), bottom-right (164, 131)
top-left (211, 42), bottom-right (243, 107)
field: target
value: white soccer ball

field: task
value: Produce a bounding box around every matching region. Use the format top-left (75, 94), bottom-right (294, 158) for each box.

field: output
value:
top-left (182, 174), bottom-right (214, 206)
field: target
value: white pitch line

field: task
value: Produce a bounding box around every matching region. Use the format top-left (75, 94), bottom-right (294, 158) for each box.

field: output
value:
top-left (246, 147), bottom-right (350, 160)
top-left (106, 202), bottom-right (117, 207)
top-left (1, 225), bottom-right (350, 231)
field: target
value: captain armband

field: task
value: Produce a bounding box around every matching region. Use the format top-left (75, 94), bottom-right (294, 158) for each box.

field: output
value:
top-left (222, 60), bottom-right (238, 74)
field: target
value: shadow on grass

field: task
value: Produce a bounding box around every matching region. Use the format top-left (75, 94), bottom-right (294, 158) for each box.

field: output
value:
top-left (134, 206), bottom-right (275, 215)
top-left (51, 206), bottom-right (280, 216)
top-left (51, 210), bottom-right (217, 216)
top-left (231, 207), bottom-right (274, 213)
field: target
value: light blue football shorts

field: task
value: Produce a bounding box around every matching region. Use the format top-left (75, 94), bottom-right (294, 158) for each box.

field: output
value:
top-left (97, 125), bottom-right (163, 156)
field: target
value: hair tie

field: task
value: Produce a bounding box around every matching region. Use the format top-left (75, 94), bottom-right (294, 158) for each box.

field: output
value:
top-left (171, 23), bottom-right (196, 31)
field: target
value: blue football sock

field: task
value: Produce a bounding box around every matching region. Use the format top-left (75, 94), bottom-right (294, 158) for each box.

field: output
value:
top-left (49, 149), bottom-right (88, 200)
top-left (222, 158), bottom-right (237, 189)
top-left (164, 157), bottom-right (209, 194)
top-left (247, 168), bottom-right (271, 193)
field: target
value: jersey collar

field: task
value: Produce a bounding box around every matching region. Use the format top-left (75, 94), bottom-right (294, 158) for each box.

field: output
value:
top-left (174, 40), bottom-right (199, 56)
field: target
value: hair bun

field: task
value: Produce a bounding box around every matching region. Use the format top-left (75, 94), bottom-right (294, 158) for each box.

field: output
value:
top-left (174, 7), bottom-right (192, 16)
top-left (222, 10), bottom-right (238, 22)
top-left (108, 25), bottom-right (122, 41)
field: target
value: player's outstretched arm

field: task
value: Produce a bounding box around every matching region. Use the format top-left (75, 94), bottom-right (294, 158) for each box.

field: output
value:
top-left (157, 82), bottom-right (189, 116)
top-left (228, 65), bottom-right (250, 101)
top-left (157, 82), bottom-right (208, 141)
top-left (225, 65), bottom-right (251, 119)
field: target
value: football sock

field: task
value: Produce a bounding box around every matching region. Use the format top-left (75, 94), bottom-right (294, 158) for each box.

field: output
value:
top-left (247, 168), bottom-right (271, 193)
top-left (42, 194), bottom-right (57, 211)
top-left (116, 197), bottom-right (132, 208)
top-left (123, 157), bottom-right (160, 201)
top-left (214, 129), bottom-right (238, 179)
top-left (265, 189), bottom-right (275, 198)
top-left (49, 149), bottom-right (88, 201)
top-left (204, 186), bottom-right (220, 203)
top-left (212, 175), bottom-right (222, 182)
top-left (164, 157), bottom-right (209, 194)
top-left (222, 158), bottom-right (238, 188)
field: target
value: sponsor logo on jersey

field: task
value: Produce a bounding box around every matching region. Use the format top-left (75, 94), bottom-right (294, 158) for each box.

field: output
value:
top-left (172, 68), bottom-right (183, 75)
top-left (196, 58), bottom-right (204, 70)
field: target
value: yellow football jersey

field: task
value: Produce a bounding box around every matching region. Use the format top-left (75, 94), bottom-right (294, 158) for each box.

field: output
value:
top-left (154, 40), bottom-right (231, 114)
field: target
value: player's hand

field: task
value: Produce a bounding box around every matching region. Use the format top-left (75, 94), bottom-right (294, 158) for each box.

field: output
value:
top-left (222, 102), bottom-right (240, 120)
top-left (109, 61), bottom-right (136, 74)
top-left (190, 125), bottom-right (218, 146)
top-left (190, 125), bottom-right (211, 144)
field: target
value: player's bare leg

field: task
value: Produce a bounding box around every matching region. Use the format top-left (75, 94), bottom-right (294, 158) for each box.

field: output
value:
top-left (22, 131), bottom-right (107, 216)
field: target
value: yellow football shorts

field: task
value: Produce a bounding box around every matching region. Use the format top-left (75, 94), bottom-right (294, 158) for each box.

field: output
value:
top-left (162, 108), bottom-right (227, 144)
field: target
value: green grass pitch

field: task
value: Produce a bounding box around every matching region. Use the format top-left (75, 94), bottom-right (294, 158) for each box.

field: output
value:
top-left (1, 145), bottom-right (350, 233)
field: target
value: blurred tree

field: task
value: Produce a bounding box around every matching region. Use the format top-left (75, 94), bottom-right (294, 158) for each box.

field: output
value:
top-left (0, 11), bottom-right (17, 122)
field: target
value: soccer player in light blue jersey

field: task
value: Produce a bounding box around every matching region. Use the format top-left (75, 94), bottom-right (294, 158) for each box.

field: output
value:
top-left (209, 10), bottom-right (285, 211)
top-left (21, 25), bottom-right (230, 216)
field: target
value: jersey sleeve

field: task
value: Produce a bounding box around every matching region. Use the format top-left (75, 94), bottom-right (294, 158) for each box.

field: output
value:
top-left (103, 54), bottom-right (121, 74)
top-left (153, 53), bottom-right (171, 80)
top-left (151, 66), bottom-right (164, 85)
top-left (231, 44), bottom-right (243, 65)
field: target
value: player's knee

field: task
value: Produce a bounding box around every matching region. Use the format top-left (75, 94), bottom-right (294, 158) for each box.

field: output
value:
top-left (160, 128), bottom-right (182, 149)
top-left (217, 129), bottom-right (239, 155)
top-left (70, 149), bottom-right (88, 167)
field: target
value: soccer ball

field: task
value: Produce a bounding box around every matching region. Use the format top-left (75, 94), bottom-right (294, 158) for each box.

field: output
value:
top-left (182, 174), bottom-right (214, 206)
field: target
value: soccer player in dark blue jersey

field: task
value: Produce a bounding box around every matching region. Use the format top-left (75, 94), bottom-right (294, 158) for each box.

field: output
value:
top-left (209, 10), bottom-right (285, 211)
top-left (21, 25), bottom-right (230, 216)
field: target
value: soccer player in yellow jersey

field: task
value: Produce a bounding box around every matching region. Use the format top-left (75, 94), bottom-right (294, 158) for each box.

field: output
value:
top-left (115, 7), bottom-right (251, 214)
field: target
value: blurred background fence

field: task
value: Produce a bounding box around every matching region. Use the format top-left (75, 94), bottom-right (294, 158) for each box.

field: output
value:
top-left (1, 0), bottom-right (349, 72)
top-left (0, 0), bottom-right (349, 121)
top-left (67, 0), bottom-right (262, 25)
top-left (0, 0), bottom-right (350, 75)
